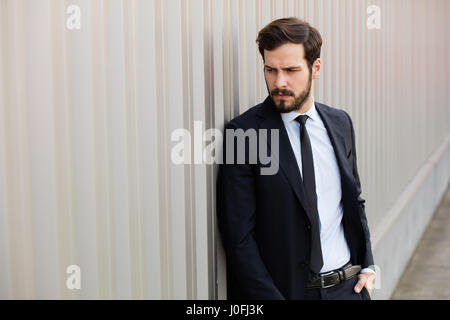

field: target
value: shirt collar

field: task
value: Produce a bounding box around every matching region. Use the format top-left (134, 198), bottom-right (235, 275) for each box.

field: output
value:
top-left (280, 97), bottom-right (318, 124)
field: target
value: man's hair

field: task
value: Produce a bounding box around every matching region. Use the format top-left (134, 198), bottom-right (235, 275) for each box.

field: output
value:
top-left (256, 17), bottom-right (323, 70)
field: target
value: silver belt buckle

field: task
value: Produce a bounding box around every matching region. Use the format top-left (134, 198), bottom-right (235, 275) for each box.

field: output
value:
top-left (320, 270), bottom-right (337, 289)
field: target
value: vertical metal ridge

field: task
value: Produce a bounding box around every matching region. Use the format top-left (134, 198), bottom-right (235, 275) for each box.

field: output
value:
top-left (0, 0), bottom-right (11, 300)
top-left (4, 0), bottom-right (36, 299)
top-left (166, 0), bottom-right (188, 299)
top-left (123, 0), bottom-right (146, 299)
top-left (61, 0), bottom-right (79, 300)
top-left (180, 0), bottom-right (195, 300)
top-left (136, 0), bottom-right (162, 299)
top-left (89, 0), bottom-right (115, 300)
top-left (154, 0), bottom-right (171, 299)
top-left (231, 0), bottom-right (240, 116)
top-left (51, 0), bottom-right (74, 300)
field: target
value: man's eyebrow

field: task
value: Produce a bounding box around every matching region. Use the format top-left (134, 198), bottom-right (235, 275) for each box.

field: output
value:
top-left (264, 65), bottom-right (302, 70)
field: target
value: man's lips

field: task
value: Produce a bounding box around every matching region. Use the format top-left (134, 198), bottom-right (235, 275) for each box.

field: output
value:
top-left (274, 94), bottom-right (292, 99)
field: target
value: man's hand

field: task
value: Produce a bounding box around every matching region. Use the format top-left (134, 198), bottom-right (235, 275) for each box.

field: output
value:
top-left (354, 272), bottom-right (376, 297)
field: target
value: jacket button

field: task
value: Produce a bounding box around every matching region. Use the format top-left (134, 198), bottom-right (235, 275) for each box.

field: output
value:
top-left (305, 224), bottom-right (311, 230)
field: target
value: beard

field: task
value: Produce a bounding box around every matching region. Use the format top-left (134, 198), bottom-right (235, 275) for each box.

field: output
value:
top-left (268, 72), bottom-right (312, 113)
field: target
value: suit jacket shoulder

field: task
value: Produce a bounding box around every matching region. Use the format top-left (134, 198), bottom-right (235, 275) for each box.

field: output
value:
top-left (315, 101), bottom-right (356, 145)
top-left (315, 102), bottom-right (352, 127)
top-left (225, 101), bottom-right (268, 130)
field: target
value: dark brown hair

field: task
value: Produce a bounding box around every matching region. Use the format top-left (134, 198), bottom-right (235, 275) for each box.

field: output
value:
top-left (256, 17), bottom-right (323, 70)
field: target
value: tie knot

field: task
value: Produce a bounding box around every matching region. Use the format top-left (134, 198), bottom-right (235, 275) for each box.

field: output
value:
top-left (295, 115), bottom-right (309, 126)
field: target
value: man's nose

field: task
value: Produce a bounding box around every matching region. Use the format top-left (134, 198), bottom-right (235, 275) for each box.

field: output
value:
top-left (274, 72), bottom-right (287, 88)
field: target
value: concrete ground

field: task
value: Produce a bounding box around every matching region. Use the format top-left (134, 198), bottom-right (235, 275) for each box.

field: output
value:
top-left (391, 184), bottom-right (450, 299)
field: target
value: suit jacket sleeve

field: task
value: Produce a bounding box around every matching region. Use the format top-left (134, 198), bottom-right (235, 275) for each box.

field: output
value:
top-left (216, 120), bottom-right (285, 300)
top-left (345, 111), bottom-right (375, 270)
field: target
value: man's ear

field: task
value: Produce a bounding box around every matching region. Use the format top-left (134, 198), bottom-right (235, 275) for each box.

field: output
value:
top-left (312, 58), bottom-right (321, 80)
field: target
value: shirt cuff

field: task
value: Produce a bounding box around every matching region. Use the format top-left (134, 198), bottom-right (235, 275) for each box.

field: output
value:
top-left (360, 267), bottom-right (376, 276)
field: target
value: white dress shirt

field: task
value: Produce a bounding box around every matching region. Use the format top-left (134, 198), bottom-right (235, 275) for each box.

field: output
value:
top-left (281, 98), bottom-right (366, 274)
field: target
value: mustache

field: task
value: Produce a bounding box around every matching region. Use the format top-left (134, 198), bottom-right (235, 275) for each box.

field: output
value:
top-left (271, 88), bottom-right (295, 96)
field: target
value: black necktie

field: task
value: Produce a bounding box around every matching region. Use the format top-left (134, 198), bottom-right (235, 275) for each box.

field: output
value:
top-left (295, 115), bottom-right (324, 274)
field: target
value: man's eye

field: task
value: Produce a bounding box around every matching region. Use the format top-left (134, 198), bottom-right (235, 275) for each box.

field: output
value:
top-left (266, 68), bottom-right (274, 72)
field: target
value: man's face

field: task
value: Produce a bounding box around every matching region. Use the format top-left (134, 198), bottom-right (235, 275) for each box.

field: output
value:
top-left (264, 43), bottom-right (319, 113)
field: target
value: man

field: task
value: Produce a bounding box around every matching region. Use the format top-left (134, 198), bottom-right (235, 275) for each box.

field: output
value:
top-left (216, 17), bottom-right (376, 300)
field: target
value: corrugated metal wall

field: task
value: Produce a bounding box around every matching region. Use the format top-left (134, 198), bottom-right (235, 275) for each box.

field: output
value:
top-left (0, 0), bottom-right (449, 299)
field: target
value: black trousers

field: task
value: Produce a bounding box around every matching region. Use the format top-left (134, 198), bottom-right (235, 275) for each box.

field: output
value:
top-left (304, 274), bottom-right (372, 300)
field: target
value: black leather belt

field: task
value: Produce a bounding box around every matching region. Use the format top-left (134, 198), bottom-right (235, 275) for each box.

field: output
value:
top-left (307, 263), bottom-right (361, 289)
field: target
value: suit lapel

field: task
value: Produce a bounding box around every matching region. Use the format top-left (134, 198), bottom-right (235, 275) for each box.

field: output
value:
top-left (257, 97), bottom-right (313, 221)
top-left (315, 103), bottom-right (357, 200)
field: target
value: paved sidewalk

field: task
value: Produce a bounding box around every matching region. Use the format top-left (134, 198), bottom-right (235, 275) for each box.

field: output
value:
top-left (391, 184), bottom-right (450, 299)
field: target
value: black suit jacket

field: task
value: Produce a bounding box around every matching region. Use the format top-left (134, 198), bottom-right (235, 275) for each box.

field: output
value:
top-left (216, 97), bottom-right (374, 300)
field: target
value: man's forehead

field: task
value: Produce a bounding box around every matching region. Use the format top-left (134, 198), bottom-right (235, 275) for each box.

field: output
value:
top-left (264, 43), bottom-right (307, 66)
